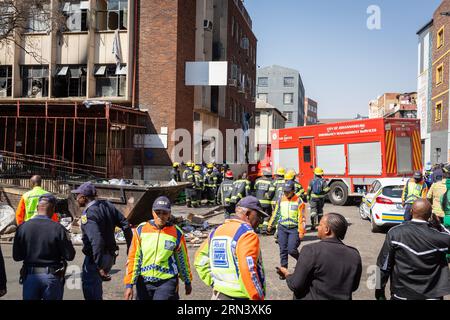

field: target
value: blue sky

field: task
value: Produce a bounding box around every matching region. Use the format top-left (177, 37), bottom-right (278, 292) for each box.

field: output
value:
top-left (245, 0), bottom-right (441, 118)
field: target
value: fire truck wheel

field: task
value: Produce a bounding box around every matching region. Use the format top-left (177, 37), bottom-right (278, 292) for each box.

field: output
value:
top-left (329, 181), bottom-right (349, 206)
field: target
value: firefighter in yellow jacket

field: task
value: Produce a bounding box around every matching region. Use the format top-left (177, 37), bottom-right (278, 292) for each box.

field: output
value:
top-left (268, 181), bottom-right (306, 270)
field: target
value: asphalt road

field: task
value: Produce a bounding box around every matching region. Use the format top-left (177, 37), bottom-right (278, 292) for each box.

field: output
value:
top-left (0, 202), bottom-right (447, 300)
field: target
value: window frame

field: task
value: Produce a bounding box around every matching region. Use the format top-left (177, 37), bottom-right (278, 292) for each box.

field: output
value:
top-left (283, 77), bottom-right (295, 87)
top-left (94, 64), bottom-right (127, 97)
top-left (0, 65), bottom-right (13, 97)
top-left (257, 77), bottom-right (268, 87)
top-left (53, 65), bottom-right (87, 98)
top-left (437, 26), bottom-right (445, 49)
top-left (436, 63), bottom-right (444, 86)
top-left (61, 1), bottom-right (89, 32)
top-left (435, 101), bottom-right (443, 123)
top-left (25, 4), bottom-right (51, 33)
top-left (96, 0), bottom-right (128, 31)
top-left (283, 93), bottom-right (294, 105)
top-left (21, 65), bottom-right (49, 98)
top-left (283, 111), bottom-right (293, 123)
top-left (257, 93), bottom-right (268, 102)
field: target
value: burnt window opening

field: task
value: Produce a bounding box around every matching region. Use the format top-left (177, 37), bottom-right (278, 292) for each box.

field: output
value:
top-left (97, 0), bottom-right (128, 31)
top-left (94, 64), bottom-right (127, 97)
top-left (61, 1), bottom-right (89, 32)
top-left (54, 65), bottom-right (87, 97)
top-left (0, 65), bottom-right (13, 97)
top-left (21, 65), bottom-right (49, 98)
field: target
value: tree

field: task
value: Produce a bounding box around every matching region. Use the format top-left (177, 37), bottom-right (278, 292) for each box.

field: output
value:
top-left (0, 0), bottom-right (65, 61)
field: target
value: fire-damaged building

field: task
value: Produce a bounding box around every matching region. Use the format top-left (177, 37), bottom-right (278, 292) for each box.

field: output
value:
top-left (0, 0), bottom-right (257, 180)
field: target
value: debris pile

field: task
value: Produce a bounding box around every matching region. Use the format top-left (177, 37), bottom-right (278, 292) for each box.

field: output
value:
top-left (0, 205), bottom-right (16, 240)
top-left (174, 212), bottom-right (224, 248)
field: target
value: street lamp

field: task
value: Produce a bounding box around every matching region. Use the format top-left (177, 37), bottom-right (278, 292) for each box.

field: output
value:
top-left (440, 11), bottom-right (450, 16)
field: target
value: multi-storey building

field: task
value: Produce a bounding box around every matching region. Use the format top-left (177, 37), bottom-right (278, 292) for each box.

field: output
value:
top-left (429, 0), bottom-right (450, 164)
top-left (417, 19), bottom-right (433, 164)
top-left (304, 97), bottom-right (318, 125)
top-left (256, 65), bottom-right (305, 128)
top-left (0, 0), bottom-right (257, 179)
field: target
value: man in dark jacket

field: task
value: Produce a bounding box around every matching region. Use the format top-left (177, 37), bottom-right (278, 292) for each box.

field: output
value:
top-left (72, 182), bottom-right (132, 300)
top-left (0, 244), bottom-right (6, 297)
top-left (376, 199), bottom-right (450, 300)
top-left (277, 213), bottom-right (362, 300)
top-left (13, 194), bottom-right (75, 300)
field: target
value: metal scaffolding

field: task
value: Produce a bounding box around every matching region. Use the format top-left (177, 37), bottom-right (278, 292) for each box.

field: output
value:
top-left (0, 101), bottom-right (148, 178)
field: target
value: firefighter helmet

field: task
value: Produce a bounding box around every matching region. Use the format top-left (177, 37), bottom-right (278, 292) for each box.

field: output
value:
top-left (314, 167), bottom-right (324, 176)
top-left (285, 170), bottom-right (296, 181)
top-left (173, 162), bottom-right (180, 168)
top-left (276, 167), bottom-right (286, 176)
top-left (225, 170), bottom-right (234, 178)
top-left (194, 165), bottom-right (201, 172)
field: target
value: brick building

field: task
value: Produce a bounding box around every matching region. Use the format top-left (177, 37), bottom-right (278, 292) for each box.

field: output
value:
top-left (0, 0), bottom-right (257, 179)
top-left (430, 0), bottom-right (450, 163)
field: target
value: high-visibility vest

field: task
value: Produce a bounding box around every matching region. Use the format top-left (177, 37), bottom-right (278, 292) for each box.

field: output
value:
top-left (24, 186), bottom-right (49, 221)
top-left (207, 221), bottom-right (265, 299)
top-left (270, 195), bottom-right (306, 232)
top-left (125, 221), bottom-right (191, 284)
top-left (403, 180), bottom-right (426, 204)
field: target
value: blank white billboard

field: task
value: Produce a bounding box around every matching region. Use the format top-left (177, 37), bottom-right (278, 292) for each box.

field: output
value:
top-left (185, 61), bottom-right (228, 86)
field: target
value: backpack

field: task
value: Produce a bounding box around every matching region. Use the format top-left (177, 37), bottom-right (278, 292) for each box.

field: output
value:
top-left (312, 178), bottom-right (324, 195)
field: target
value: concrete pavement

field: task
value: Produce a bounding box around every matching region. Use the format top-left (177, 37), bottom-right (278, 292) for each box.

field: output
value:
top-left (0, 203), bottom-right (448, 300)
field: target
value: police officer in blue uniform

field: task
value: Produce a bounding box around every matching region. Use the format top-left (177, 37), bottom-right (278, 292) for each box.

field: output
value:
top-left (13, 194), bottom-right (75, 300)
top-left (71, 182), bottom-right (132, 300)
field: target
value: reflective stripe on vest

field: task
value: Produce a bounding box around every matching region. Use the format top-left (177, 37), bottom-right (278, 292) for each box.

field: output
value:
top-left (138, 227), bottom-right (181, 282)
top-left (279, 198), bottom-right (301, 228)
top-left (405, 181), bottom-right (425, 204)
top-left (271, 179), bottom-right (285, 204)
top-left (24, 187), bottom-right (49, 221)
top-left (209, 223), bottom-right (255, 299)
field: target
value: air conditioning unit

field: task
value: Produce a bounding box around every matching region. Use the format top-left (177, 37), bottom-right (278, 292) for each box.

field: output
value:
top-left (203, 19), bottom-right (213, 31)
top-left (240, 37), bottom-right (249, 50)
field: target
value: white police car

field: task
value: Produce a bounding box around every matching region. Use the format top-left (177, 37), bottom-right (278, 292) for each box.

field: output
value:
top-left (359, 178), bottom-right (407, 233)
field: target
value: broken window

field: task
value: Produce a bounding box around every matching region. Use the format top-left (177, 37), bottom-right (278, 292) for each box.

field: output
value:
top-left (61, 1), bottom-right (89, 32)
top-left (95, 64), bottom-right (126, 97)
top-left (97, 0), bottom-right (128, 31)
top-left (0, 66), bottom-right (12, 97)
top-left (21, 65), bottom-right (49, 98)
top-left (53, 65), bottom-right (87, 97)
top-left (26, 3), bottom-right (51, 33)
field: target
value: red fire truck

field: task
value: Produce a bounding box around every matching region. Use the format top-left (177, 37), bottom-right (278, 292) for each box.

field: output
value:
top-left (267, 118), bottom-right (422, 206)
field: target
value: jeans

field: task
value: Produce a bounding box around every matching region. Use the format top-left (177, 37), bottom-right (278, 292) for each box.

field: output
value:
top-left (277, 224), bottom-right (300, 268)
top-left (82, 254), bottom-right (114, 300)
top-left (136, 277), bottom-right (179, 300)
top-left (23, 273), bottom-right (64, 300)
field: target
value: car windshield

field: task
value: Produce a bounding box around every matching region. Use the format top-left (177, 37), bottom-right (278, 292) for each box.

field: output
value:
top-left (382, 185), bottom-right (404, 199)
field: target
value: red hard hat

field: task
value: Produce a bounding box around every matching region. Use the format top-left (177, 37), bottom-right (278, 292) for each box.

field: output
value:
top-left (225, 170), bottom-right (234, 178)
